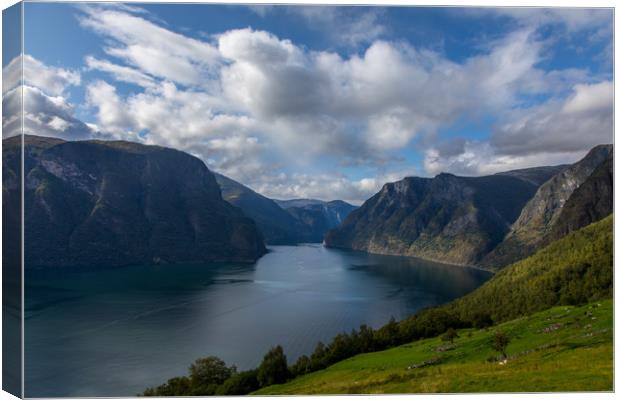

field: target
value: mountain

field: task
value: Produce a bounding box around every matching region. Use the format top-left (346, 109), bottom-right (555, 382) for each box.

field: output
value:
top-left (214, 176), bottom-right (357, 244)
top-left (275, 199), bottom-right (357, 242)
top-left (274, 198), bottom-right (324, 209)
top-left (481, 145), bottom-right (613, 269)
top-left (547, 153), bottom-right (613, 242)
top-left (324, 167), bottom-right (562, 266)
top-left (4, 135), bottom-right (266, 268)
top-left (494, 165), bottom-right (569, 186)
top-left (214, 173), bottom-right (304, 245)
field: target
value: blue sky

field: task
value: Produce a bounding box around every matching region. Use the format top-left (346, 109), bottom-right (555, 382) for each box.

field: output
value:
top-left (3, 2), bottom-right (613, 203)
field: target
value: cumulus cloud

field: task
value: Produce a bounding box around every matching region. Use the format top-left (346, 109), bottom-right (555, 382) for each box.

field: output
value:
top-left (3, 54), bottom-right (80, 96)
top-left (2, 54), bottom-right (92, 140)
top-left (3, 84), bottom-right (95, 140)
top-left (20, 5), bottom-right (611, 203)
top-left (424, 80), bottom-right (613, 176)
top-left (86, 80), bottom-right (136, 138)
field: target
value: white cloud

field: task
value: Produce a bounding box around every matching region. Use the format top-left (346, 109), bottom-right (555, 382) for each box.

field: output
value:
top-left (3, 54), bottom-right (80, 96)
top-left (285, 6), bottom-right (386, 48)
top-left (424, 80), bottom-right (613, 176)
top-left (491, 81), bottom-right (613, 156)
top-left (86, 80), bottom-right (136, 139)
top-left (78, 5), bottom-right (220, 86)
top-left (47, 116), bottom-right (71, 131)
top-left (424, 141), bottom-right (589, 177)
top-left (2, 54), bottom-right (92, 140)
top-left (85, 56), bottom-right (156, 88)
top-left (3, 84), bottom-right (95, 140)
top-left (21, 6), bottom-right (610, 203)
top-left (251, 168), bottom-right (416, 205)
top-left (485, 7), bottom-right (612, 33)
top-left (367, 109), bottom-right (418, 150)
top-left (562, 81), bottom-right (613, 114)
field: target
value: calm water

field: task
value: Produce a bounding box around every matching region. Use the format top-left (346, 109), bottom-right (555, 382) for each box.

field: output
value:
top-left (24, 244), bottom-right (491, 397)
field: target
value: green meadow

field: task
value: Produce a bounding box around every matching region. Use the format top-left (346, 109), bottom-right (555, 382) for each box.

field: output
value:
top-left (255, 300), bottom-right (612, 394)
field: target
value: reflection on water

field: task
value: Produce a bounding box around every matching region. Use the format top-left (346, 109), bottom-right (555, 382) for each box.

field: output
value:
top-left (25, 244), bottom-right (491, 397)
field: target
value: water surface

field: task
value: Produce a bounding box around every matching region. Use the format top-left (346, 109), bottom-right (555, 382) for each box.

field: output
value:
top-left (25, 244), bottom-right (491, 397)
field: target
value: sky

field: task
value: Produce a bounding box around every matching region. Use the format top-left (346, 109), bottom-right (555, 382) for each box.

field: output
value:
top-left (2, 2), bottom-right (614, 204)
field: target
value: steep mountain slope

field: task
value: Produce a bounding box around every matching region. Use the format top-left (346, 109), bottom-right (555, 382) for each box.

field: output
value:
top-left (450, 214), bottom-right (612, 323)
top-left (495, 165), bottom-right (568, 186)
top-left (276, 199), bottom-right (357, 242)
top-left (5, 135), bottom-right (266, 268)
top-left (481, 145), bottom-right (612, 269)
top-left (214, 173), bottom-right (304, 245)
top-left (546, 153), bottom-right (613, 243)
top-left (324, 170), bottom-right (552, 266)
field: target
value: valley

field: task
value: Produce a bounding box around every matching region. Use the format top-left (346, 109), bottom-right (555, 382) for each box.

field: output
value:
top-left (5, 135), bottom-right (613, 396)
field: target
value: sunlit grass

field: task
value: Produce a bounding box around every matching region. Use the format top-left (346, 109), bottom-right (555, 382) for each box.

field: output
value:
top-left (254, 300), bottom-right (612, 394)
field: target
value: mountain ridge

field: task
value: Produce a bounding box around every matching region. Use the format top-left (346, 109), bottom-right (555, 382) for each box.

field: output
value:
top-left (481, 144), bottom-right (613, 269)
top-left (324, 165), bottom-right (565, 267)
top-left (323, 156), bottom-right (606, 268)
top-left (5, 135), bottom-right (267, 268)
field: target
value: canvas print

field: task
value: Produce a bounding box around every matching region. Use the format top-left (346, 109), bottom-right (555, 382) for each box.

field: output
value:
top-left (2, 1), bottom-right (614, 397)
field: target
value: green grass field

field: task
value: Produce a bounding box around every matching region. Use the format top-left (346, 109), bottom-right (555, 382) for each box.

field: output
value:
top-left (255, 300), bottom-right (613, 394)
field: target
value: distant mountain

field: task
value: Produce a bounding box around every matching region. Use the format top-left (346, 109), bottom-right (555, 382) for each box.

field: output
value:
top-left (481, 145), bottom-right (613, 269)
top-left (275, 198), bottom-right (357, 242)
top-left (324, 169), bottom-right (553, 266)
top-left (215, 175), bottom-right (356, 244)
top-left (274, 198), bottom-right (324, 209)
top-left (4, 135), bottom-right (266, 268)
top-left (214, 173), bottom-right (304, 245)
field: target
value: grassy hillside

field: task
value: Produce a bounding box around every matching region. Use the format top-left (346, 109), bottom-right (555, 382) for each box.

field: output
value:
top-left (255, 299), bottom-right (612, 394)
top-left (450, 214), bottom-right (612, 324)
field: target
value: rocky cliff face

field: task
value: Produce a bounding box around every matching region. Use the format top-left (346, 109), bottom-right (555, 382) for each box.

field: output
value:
top-left (547, 153), bottom-right (613, 242)
top-left (481, 145), bottom-right (613, 269)
top-left (324, 170), bottom-right (553, 266)
top-left (5, 135), bottom-right (266, 268)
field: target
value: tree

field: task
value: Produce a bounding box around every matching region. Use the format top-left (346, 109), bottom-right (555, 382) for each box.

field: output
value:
top-left (491, 330), bottom-right (510, 359)
top-left (441, 327), bottom-right (459, 344)
top-left (376, 316), bottom-right (400, 348)
top-left (188, 356), bottom-right (236, 394)
top-left (309, 341), bottom-right (328, 371)
top-left (471, 312), bottom-right (493, 329)
top-left (290, 355), bottom-right (311, 377)
top-left (143, 376), bottom-right (191, 396)
top-left (257, 345), bottom-right (289, 387)
top-left (215, 369), bottom-right (260, 395)
top-left (357, 324), bottom-right (376, 353)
